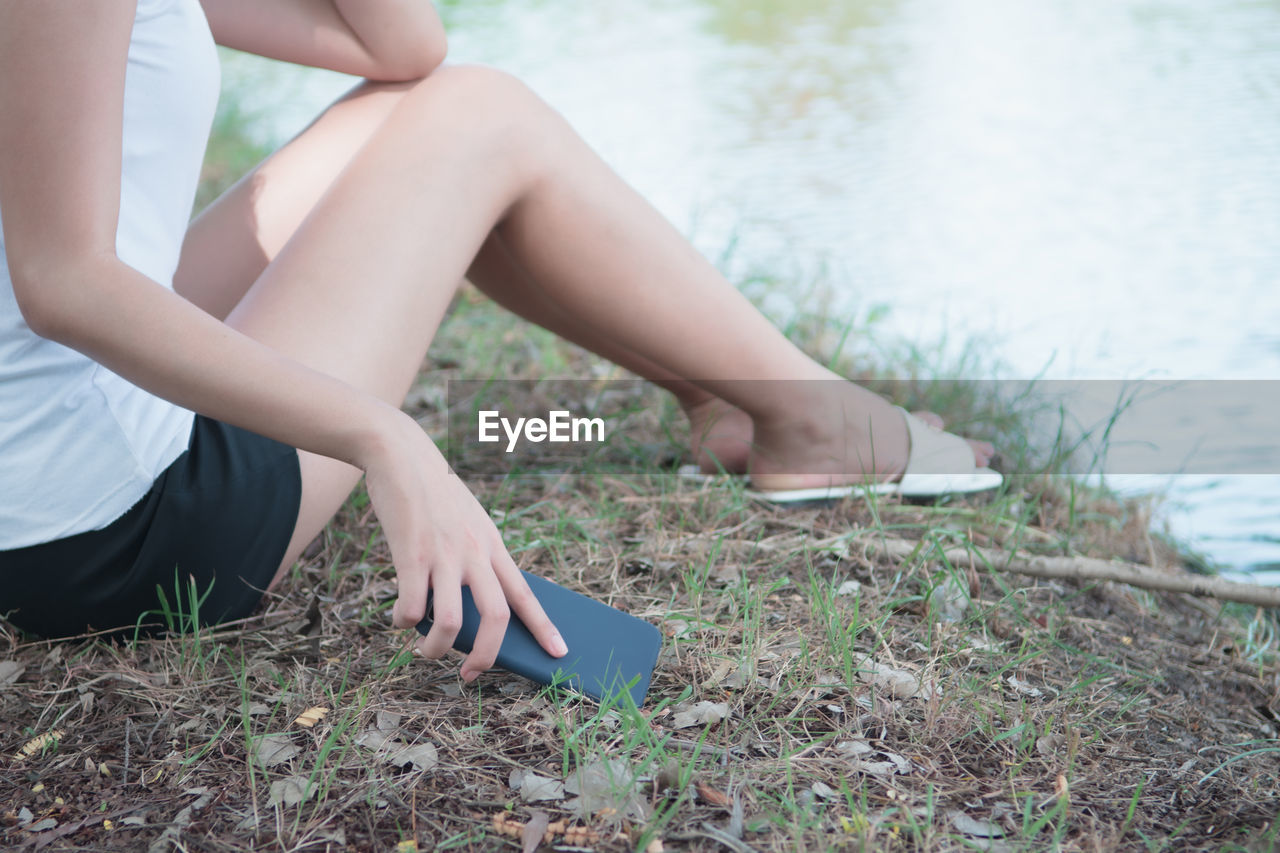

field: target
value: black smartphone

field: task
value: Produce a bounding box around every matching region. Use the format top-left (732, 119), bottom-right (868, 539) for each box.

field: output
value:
top-left (415, 570), bottom-right (663, 706)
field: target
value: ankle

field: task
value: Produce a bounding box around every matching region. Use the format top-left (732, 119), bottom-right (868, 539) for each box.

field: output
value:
top-left (749, 385), bottom-right (861, 442)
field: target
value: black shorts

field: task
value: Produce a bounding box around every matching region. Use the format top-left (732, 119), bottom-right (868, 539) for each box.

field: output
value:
top-left (0, 416), bottom-right (302, 639)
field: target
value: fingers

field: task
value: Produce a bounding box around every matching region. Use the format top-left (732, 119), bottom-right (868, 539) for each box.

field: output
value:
top-left (493, 548), bottom-right (568, 660)
top-left (391, 553), bottom-right (431, 630)
top-left (459, 559), bottom-right (511, 682)
top-left (374, 456), bottom-right (563, 682)
top-left (416, 567), bottom-right (463, 660)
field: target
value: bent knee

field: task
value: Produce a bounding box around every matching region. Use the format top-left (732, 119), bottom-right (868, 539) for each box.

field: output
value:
top-left (341, 64), bottom-right (537, 131)
top-left (406, 65), bottom-right (552, 138)
top-left (417, 63), bottom-right (537, 104)
top-left (398, 64), bottom-right (561, 175)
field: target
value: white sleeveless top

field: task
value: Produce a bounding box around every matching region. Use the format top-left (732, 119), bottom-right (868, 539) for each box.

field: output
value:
top-left (0, 0), bottom-right (221, 548)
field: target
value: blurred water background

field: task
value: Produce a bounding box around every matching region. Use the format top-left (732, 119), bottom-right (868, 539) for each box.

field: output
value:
top-left (217, 0), bottom-right (1280, 578)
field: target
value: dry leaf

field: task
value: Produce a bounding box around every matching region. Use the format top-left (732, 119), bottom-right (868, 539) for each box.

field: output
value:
top-left (836, 580), bottom-right (862, 596)
top-left (720, 667), bottom-right (762, 691)
top-left (511, 769), bottom-right (565, 802)
top-left (695, 781), bottom-right (731, 806)
top-left (929, 573), bottom-right (970, 622)
top-left (252, 734), bottom-right (300, 768)
top-left (854, 760), bottom-right (899, 777)
top-left (811, 781), bottom-right (838, 800)
top-left (522, 811), bottom-right (550, 853)
top-left (16, 729), bottom-right (64, 762)
top-left (1006, 676), bottom-right (1044, 698)
top-left (835, 739), bottom-right (873, 758)
top-left (1036, 733), bottom-right (1066, 757)
top-left (709, 562), bottom-right (740, 584)
top-left (0, 660), bottom-right (25, 687)
top-left (293, 706), bottom-right (329, 728)
top-left (671, 700), bottom-right (730, 729)
top-left (883, 750), bottom-right (911, 774)
top-left (384, 742), bottom-right (438, 772)
top-left (856, 659), bottom-right (938, 700)
top-left (564, 757), bottom-right (648, 820)
top-left (948, 810), bottom-right (1004, 838)
top-left (701, 661), bottom-right (734, 689)
top-left (269, 775), bottom-right (311, 808)
top-left (836, 740), bottom-right (912, 778)
top-left (355, 728), bottom-right (394, 751)
top-left (664, 619), bottom-right (696, 639)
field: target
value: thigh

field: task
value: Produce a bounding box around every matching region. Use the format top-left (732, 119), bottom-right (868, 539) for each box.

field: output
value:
top-left (176, 79), bottom-right (413, 319)
top-left (177, 65), bottom-right (541, 590)
top-left (176, 79), bottom-right (419, 587)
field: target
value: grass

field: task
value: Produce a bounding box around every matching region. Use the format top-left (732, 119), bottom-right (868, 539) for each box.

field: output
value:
top-left (2, 109), bottom-right (1279, 850)
top-left (7, 294), bottom-right (1277, 851)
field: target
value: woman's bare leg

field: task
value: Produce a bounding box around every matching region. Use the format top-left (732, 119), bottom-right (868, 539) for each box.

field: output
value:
top-left (180, 79), bottom-right (755, 474)
top-left (178, 65), bottom-right (992, 587)
top-left (465, 232), bottom-right (756, 472)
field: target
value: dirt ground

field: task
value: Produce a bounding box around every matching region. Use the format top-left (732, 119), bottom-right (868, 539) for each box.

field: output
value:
top-left (3, 375), bottom-right (1279, 852)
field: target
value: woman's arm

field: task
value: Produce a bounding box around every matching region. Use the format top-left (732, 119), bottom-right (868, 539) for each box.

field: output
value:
top-left (0, 2), bottom-right (562, 676)
top-left (0, 3), bottom-right (389, 482)
top-left (200, 0), bottom-right (447, 80)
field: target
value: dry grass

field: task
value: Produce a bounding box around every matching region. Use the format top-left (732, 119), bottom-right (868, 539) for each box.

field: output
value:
top-left (3, 297), bottom-right (1278, 852)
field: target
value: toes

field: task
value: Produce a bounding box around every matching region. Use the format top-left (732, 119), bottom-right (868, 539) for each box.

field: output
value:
top-left (967, 438), bottom-right (995, 467)
top-left (911, 411), bottom-right (945, 430)
top-left (908, 411), bottom-right (994, 468)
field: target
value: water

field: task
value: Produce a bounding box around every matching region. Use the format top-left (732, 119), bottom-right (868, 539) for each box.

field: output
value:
top-left (218, 0), bottom-right (1280, 574)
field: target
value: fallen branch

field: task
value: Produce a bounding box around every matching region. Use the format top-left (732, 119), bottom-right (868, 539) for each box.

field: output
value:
top-left (860, 537), bottom-right (1280, 608)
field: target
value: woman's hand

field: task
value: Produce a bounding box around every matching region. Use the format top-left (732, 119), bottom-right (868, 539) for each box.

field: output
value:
top-left (362, 412), bottom-right (568, 680)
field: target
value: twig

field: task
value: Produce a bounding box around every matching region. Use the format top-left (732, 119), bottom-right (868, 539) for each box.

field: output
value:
top-left (862, 537), bottom-right (1280, 608)
top-left (669, 824), bottom-right (759, 853)
top-left (123, 717), bottom-right (132, 785)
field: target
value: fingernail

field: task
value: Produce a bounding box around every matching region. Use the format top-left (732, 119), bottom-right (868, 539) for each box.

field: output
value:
top-left (551, 633), bottom-right (568, 657)
top-left (461, 668), bottom-right (475, 682)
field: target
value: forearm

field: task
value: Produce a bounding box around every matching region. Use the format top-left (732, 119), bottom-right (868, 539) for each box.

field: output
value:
top-left (23, 256), bottom-right (412, 474)
top-left (332, 0), bottom-right (446, 77)
top-left (201, 0), bottom-right (446, 80)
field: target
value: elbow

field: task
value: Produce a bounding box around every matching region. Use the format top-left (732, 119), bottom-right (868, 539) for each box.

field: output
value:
top-left (13, 275), bottom-right (68, 343)
top-left (9, 257), bottom-right (96, 345)
top-left (421, 30), bottom-right (449, 75)
top-left (372, 30), bottom-right (448, 82)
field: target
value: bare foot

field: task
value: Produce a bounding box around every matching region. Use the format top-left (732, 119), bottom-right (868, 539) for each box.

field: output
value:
top-left (683, 397), bottom-right (753, 474)
top-left (746, 385), bottom-right (994, 492)
top-left (681, 395), bottom-right (988, 480)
